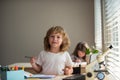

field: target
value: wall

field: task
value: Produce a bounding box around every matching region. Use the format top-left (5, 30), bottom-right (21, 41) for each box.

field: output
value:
top-left (0, 0), bottom-right (94, 65)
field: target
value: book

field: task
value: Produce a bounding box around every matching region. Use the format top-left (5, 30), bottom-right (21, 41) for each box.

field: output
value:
top-left (24, 71), bottom-right (55, 79)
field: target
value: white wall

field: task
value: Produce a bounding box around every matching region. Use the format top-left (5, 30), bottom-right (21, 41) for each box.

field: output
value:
top-left (0, 0), bottom-right (94, 65)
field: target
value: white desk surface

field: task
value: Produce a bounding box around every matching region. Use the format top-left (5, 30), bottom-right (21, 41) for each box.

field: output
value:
top-left (8, 62), bottom-right (32, 67)
top-left (8, 63), bottom-right (111, 80)
top-left (26, 75), bottom-right (72, 80)
top-left (25, 75), bottom-right (109, 80)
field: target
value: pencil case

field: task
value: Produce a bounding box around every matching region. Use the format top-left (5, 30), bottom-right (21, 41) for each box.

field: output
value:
top-left (1, 70), bottom-right (24, 80)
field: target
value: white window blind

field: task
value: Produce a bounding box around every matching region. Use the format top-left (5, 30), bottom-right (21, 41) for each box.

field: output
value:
top-left (102, 0), bottom-right (120, 80)
top-left (94, 0), bottom-right (120, 80)
top-left (94, 0), bottom-right (102, 50)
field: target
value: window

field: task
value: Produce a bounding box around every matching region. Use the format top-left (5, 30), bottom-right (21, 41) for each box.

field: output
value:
top-left (94, 0), bottom-right (120, 80)
top-left (94, 0), bottom-right (102, 50)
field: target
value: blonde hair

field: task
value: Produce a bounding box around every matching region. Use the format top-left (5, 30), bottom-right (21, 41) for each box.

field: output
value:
top-left (44, 26), bottom-right (70, 52)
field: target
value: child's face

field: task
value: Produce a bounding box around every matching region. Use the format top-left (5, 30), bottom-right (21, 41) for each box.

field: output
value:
top-left (49, 33), bottom-right (63, 49)
top-left (77, 50), bottom-right (85, 58)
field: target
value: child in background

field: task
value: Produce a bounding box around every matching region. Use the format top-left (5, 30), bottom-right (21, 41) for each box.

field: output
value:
top-left (30, 26), bottom-right (73, 75)
top-left (71, 41), bottom-right (90, 67)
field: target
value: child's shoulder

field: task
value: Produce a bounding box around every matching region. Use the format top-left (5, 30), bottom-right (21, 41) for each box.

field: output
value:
top-left (70, 54), bottom-right (76, 58)
top-left (63, 51), bottom-right (69, 54)
top-left (63, 51), bottom-right (72, 57)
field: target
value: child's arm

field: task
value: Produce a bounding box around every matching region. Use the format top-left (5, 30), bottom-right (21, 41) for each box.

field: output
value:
top-left (30, 57), bottom-right (42, 73)
top-left (63, 66), bottom-right (73, 75)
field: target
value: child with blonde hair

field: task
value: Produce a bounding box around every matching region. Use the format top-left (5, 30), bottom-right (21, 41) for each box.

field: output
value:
top-left (30, 26), bottom-right (73, 75)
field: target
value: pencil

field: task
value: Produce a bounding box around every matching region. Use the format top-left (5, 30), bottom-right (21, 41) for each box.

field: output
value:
top-left (25, 56), bottom-right (32, 59)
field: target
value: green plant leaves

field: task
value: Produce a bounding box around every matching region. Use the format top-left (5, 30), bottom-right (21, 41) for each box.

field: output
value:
top-left (92, 49), bottom-right (99, 54)
top-left (86, 48), bottom-right (91, 55)
top-left (86, 48), bottom-right (99, 55)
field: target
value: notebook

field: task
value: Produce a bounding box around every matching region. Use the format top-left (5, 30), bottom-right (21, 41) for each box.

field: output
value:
top-left (24, 71), bottom-right (55, 79)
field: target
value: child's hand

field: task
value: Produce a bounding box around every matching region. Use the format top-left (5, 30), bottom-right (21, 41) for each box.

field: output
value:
top-left (30, 57), bottom-right (37, 64)
top-left (30, 57), bottom-right (42, 73)
top-left (63, 67), bottom-right (73, 75)
top-left (75, 59), bottom-right (81, 62)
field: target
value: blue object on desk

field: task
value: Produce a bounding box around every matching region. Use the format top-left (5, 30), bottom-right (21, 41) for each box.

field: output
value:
top-left (1, 70), bottom-right (24, 80)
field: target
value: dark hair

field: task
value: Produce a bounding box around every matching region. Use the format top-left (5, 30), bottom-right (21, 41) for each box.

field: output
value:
top-left (72, 41), bottom-right (89, 60)
top-left (44, 26), bottom-right (70, 52)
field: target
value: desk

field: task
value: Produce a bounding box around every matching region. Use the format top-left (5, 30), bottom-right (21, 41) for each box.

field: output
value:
top-left (8, 62), bottom-right (37, 74)
top-left (26, 75), bottom-right (72, 80)
top-left (25, 74), bottom-right (109, 80)
top-left (8, 62), bottom-right (111, 80)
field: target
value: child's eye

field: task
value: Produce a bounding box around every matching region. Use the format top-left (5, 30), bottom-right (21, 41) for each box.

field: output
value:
top-left (57, 36), bottom-right (62, 39)
top-left (57, 36), bottom-right (60, 38)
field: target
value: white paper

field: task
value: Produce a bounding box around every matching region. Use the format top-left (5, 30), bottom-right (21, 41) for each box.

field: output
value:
top-left (24, 71), bottom-right (55, 79)
top-left (31, 74), bottom-right (55, 79)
